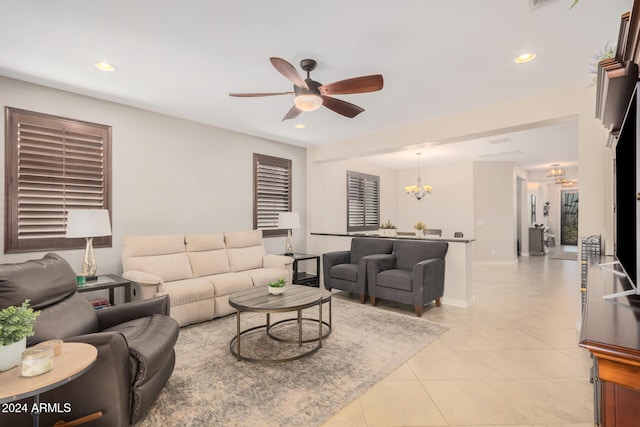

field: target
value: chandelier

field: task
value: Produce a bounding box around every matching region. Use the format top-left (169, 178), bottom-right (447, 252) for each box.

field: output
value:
top-left (405, 152), bottom-right (432, 200)
top-left (546, 164), bottom-right (565, 178)
top-left (555, 179), bottom-right (575, 187)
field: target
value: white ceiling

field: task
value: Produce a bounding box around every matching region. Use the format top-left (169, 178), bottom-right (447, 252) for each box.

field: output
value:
top-left (0, 0), bottom-right (631, 171)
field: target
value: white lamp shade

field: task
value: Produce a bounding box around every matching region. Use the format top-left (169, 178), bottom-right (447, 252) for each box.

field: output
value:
top-left (66, 209), bottom-right (112, 238)
top-left (278, 212), bottom-right (300, 230)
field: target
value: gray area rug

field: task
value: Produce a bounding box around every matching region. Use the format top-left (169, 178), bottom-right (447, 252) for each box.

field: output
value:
top-left (136, 298), bottom-right (447, 427)
top-left (549, 250), bottom-right (578, 261)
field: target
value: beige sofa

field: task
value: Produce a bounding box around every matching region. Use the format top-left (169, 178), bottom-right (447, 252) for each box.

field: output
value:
top-left (121, 229), bottom-right (293, 327)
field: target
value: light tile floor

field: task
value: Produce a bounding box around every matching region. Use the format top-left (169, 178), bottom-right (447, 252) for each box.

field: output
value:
top-left (323, 248), bottom-right (594, 427)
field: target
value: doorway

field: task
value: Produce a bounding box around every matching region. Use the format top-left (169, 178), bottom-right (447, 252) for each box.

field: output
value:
top-left (561, 190), bottom-right (579, 245)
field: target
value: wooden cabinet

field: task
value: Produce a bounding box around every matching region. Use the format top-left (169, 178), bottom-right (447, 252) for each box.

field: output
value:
top-left (580, 258), bottom-right (640, 426)
top-left (529, 227), bottom-right (548, 256)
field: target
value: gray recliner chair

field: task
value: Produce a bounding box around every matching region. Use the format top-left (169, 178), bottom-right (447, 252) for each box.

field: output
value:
top-left (322, 238), bottom-right (394, 303)
top-left (367, 240), bottom-right (448, 316)
top-left (0, 253), bottom-right (179, 427)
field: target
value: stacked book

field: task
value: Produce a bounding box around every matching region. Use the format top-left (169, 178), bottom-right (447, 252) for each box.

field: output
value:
top-left (88, 298), bottom-right (110, 309)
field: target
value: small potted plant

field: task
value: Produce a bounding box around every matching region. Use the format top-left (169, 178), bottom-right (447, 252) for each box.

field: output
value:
top-left (379, 219), bottom-right (397, 237)
top-left (0, 299), bottom-right (40, 371)
top-left (268, 277), bottom-right (287, 295)
top-left (414, 221), bottom-right (426, 237)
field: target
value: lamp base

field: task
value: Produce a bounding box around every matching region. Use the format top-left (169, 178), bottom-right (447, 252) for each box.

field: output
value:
top-left (284, 230), bottom-right (294, 255)
top-left (81, 237), bottom-right (98, 278)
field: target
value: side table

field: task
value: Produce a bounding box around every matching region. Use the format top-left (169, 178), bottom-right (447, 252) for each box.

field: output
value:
top-left (0, 342), bottom-right (98, 427)
top-left (284, 253), bottom-right (320, 287)
top-left (77, 274), bottom-right (131, 306)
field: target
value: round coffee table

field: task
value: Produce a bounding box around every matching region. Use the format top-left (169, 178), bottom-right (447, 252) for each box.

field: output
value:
top-left (229, 285), bottom-right (331, 363)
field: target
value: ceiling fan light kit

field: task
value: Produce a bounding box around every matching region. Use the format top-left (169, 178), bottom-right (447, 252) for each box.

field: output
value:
top-left (229, 57), bottom-right (383, 121)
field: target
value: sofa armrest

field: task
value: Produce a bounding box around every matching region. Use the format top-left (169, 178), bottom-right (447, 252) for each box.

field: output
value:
top-left (263, 254), bottom-right (294, 283)
top-left (96, 295), bottom-right (171, 331)
top-left (413, 258), bottom-right (446, 297)
top-left (322, 250), bottom-right (351, 289)
top-left (122, 270), bottom-right (165, 291)
top-left (56, 332), bottom-right (131, 426)
top-left (263, 254), bottom-right (293, 269)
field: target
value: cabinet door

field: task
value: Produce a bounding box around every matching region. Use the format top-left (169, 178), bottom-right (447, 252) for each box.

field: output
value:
top-left (602, 381), bottom-right (640, 426)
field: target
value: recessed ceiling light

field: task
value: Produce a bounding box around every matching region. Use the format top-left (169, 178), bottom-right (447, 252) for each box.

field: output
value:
top-left (94, 61), bottom-right (116, 72)
top-left (514, 53), bottom-right (536, 64)
top-left (294, 123), bottom-right (305, 129)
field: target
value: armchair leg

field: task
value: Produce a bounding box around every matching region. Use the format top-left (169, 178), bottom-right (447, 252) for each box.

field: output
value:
top-left (415, 306), bottom-right (423, 317)
top-left (435, 297), bottom-right (441, 307)
top-left (359, 294), bottom-right (366, 304)
top-left (370, 296), bottom-right (377, 306)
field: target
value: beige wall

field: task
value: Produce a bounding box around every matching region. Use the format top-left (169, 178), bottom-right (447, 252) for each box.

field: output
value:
top-left (397, 162), bottom-right (474, 238)
top-left (308, 84), bottom-right (611, 263)
top-left (0, 76), bottom-right (307, 274)
top-left (308, 159), bottom-right (398, 234)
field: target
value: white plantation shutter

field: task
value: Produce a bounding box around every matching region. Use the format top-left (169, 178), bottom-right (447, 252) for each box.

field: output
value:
top-left (254, 153), bottom-right (291, 237)
top-left (5, 108), bottom-right (112, 253)
top-left (347, 171), bottom-right (380, 232)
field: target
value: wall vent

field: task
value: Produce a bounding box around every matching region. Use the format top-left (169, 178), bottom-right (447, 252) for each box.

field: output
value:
top-left (488, 137), bottom-right (512, 145)
top-left (526, 0), bottom-right (560, 11)
top-left (477, 149), bottom-right (523, 159)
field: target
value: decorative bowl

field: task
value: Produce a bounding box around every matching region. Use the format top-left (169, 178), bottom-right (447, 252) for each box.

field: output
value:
top-left (268, 286), bottom-right (285, 295)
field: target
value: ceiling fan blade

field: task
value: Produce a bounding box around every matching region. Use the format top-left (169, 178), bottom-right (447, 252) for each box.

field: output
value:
top-left (321, 96), bottom-right (365, 118)
top-left (282, 105), bottom-right (302, 121)
top-left (319, 74), bottom-right (383, 95)
top-left (229, 92), bottom-right (293, 97)
top-left (270, 57), bottom-right (309, 89)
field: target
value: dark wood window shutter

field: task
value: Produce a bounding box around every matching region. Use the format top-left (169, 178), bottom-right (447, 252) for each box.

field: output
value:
top-left (347, 170), bottom-right (380, 232)
top-left (4, 107), bottom-right (112, 253)
top-left (253, 153), bottom-right (291, 237)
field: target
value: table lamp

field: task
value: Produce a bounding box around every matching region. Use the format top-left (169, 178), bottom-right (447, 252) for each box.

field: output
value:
top-left (66, 209), bottom-right (112, 280)
top-left (278, 212), bottom-right (299, 255)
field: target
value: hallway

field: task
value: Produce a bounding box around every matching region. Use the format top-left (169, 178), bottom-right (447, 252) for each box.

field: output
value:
top-left (324, 254), bottom-right (591, 426)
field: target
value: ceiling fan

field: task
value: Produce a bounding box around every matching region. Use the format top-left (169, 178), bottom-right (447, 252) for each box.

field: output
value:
top-left (229, 57), bottom-right (383, 121)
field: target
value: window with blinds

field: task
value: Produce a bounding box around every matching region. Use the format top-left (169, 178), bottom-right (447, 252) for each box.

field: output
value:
top-left (253, 153), bottom-right (291, 237)
top-left (4, 108), bottom-right (112, 253)
top-left (347, 170), bottom-right (380, 232)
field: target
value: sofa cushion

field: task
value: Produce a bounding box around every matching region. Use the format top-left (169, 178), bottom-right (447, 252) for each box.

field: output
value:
top-left (244, 268), bottom-right (288, 287)
top-left (330, 263), bottom-right (358, 282)
top-left (184, 233), bottom-right (231, 277)
top-left (122, 234), bottom-right (186, 258)
top-left (225, 230), bottom-right (265, 272)
top-left (206, 272), bottom-right (253, 296)
top-left (30, 293), bottom-right (99, 345)
top-left (163, 278), bottom-right (214, 306)
top-left (0, 253), bottom-right (77, 310)
top-left (376, 269), bottom-right (413, 292)
top-left (125, 253), bottom-right (192, 283)
top-left (350, 238), bottom-right (394, 264)
top-left (186, 233), bottom-right (230, 277)
top-left (188, 250), bottom-right (231, 277)
top-left (185, 233), bottom-right (226, 252)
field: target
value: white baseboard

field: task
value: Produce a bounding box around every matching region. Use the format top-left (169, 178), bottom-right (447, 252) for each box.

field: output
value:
top-left (473, 260), bottom-right (518, 266)
top-left (441, 296), bottom-right (475, 308)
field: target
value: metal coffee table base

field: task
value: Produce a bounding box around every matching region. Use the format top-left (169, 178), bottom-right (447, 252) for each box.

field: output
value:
top-left (268, 297), bottom-right (332, 344)
top-left (230, 297), bottom-right (331, 364)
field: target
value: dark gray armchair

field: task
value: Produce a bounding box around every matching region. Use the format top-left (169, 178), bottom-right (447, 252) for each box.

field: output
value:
top-left (367, 240), bottom-right (448, 316)
top-left (322, 238), bottom-right (394, 303)
top-left (0, 253), bottom-right (179, 427)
